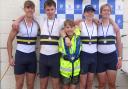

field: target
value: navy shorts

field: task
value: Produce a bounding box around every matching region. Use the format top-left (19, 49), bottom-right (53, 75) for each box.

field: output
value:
top-left (14, 50), bottom-right (37, 75)
top-left (80, 51), bottom-right (97, 74)
top-left (39, 53), bottom-right (60, 78)
top-left (97, 51), bottom-right (118, 73)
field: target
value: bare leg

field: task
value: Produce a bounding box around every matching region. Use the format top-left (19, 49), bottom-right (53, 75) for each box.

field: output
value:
top-left (97, 72), bottom-right (107, 89)
top-left (80, 74), bottom-right (87, 89)
top-left (70, 84), bottom-right (77, 89)
top-left (107, 70), bottom-right (117, 89)
top-left (15, 74), bottom-right (25, 89)
top-left (40, 77), bottom-right (49, 89)
top-left (63, 84), bottom-right (70, 89)
top-left (86, 73), bottom-right (95, 89)
top-left (51, 77), bottom-right (60, 89)
top-left (26, 73), bottom-right (36, 89)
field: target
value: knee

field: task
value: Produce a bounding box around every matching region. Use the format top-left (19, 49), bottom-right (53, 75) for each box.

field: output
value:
top-left (40, 86), bottom-right (47, 89)
top-left (53, 85), bottom-right (60, 89)
top-left (40, 84), bottom-right (48, 89)
top-left (108, 81), bottom-right (116, 88)
top-left (16, 82), bottom-right (24, 89)
top-left (87, 80), bottom-right (93, 87)
top-left (27, 81), bottom-right (34, 89)
top-left (80, 83), bottom-right (86, 89)
top-left (98, 81), bottom-right (106, 88)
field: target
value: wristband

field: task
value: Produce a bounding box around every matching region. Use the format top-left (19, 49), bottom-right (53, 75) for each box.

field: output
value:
top-left (118, 57), bottom-right (122, 60)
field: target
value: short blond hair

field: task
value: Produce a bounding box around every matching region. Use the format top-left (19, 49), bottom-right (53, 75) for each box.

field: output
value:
top-left (100, 4), bottom-right (112, 14)
top-left (24, 0), bottom-right (35, 8)
top-left (64, 19), bottom-right (75, 27)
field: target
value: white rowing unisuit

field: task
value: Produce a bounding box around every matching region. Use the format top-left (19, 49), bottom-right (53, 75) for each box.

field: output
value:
top-left (36, 16), bottom-right (65, 55)
top-left (80, 21), bottom-right (97, 53)
top-left (98, 24), bottom-right (116, 54)
top-left (17, 20), bottom-right (39, 53)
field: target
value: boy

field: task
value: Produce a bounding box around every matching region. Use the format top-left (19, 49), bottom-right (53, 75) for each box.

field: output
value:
top-left (59, 20), bottom-right (81, 89)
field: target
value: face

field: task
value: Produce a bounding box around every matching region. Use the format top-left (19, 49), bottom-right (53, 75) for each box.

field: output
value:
top-left (65, 25), bottom-right (74, 36)
top-left (24, 6), bottom-right (35, 18)
top-left (45, 5), bottom-right (56, 19)
top-left (101, 6), bottom-right (111, 19)
top-left (84, 10), bottom-right (94, 20)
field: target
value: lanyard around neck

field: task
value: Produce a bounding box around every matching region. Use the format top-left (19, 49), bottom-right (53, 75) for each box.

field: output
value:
top-left (24, 19), bottom-right (33, 37)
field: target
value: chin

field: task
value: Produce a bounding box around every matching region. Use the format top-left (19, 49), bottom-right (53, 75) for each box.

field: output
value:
top-left (26, 14), bottom-right (33, 18)
top-left (86, 17), bottom-right (93, 20)
top-left (68, 33), bottom-right (73, 36)
top-left (102, 16), bottom-right (109, 19)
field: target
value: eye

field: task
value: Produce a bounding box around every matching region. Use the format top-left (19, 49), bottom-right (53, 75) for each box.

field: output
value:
top-left (46, 9), bottom-right (49, 11)
top-left (51, 8), bottom-right (54, 11)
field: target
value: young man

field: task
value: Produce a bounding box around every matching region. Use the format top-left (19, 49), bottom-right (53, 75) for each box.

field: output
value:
top-left (12, 0), bottom-right (65, 89)
top-left (38, 0), bottom-right (64, 89)
top-left (7, 1), bottom-right (39, 89)
top-left (97, 4), bottom-right (122, 89)
top-left (59, 20), bottom-right (81, 89)
top-left (79, 5), bottom-right (98, 89)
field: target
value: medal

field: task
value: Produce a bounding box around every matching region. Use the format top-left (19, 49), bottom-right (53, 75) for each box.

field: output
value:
top-left (48, 37), bottom-right (52, 40)
top-left (71, 56), bottom-right (75, 60)
top-left (28, 41), bottom-right (31, 44)
top-left (104, 40), bottom-right (107, 44)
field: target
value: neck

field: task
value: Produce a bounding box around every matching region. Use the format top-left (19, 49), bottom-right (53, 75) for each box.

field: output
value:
top-left (102, 18), bottom-right (109, 25)
top-left (24, 16), bottom-right (33, 23)
top-left (85, 18), bottom-right (93, 25)
top-left (48, 15), bottom-right (55, 20)
top-left (85, 19), bottom-right (93, 26)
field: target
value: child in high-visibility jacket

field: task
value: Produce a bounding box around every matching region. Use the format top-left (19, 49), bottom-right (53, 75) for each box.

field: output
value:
top-left (59, 19), bottom-right (81, 89)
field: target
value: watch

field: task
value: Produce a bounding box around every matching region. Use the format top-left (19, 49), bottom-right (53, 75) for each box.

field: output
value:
top-left (118, 57), bottom-right (122, 60)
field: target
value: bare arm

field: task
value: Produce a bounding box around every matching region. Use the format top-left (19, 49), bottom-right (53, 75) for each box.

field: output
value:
top-left (110, 18), bottom-right (120, 33)
top-left (115, 28), bottom-right (122, 58)
top-left (110, 19), bottom-right (122, 56)
top-left (93, 18), bottom-right (99, 26)
top-left (12, 15), bottom-right (24, 30)
top-left (7, 29), bottom-right (18, 66)
top-left (110, 19), bottom-right (123, 69)
top-left (116, 29), bottom-right (123, 69)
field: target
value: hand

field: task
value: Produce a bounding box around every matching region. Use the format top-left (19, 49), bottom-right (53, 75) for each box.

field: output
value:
top-left (12, 21), bottom-right (19, 30)
top-left (93, 18), bottom-right (101, 25)
top-left (9, 58), bottom-right (15, 66)
top-left (75, 19), bottom-right (82, 26)
top-left (65, 37), bottom-right (72, 47)
top-left (60, 29), bottom-right (66, 37)
top-left (116, 59), bottom-right (122, 69)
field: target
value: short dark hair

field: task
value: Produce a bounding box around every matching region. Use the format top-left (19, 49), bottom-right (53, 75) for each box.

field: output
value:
top-left (44, 0), bottom-right (56, 9)
top-left (24, 0), bottom-right (35, 8)
top-left (64, 19), bottom-right (75, 27)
